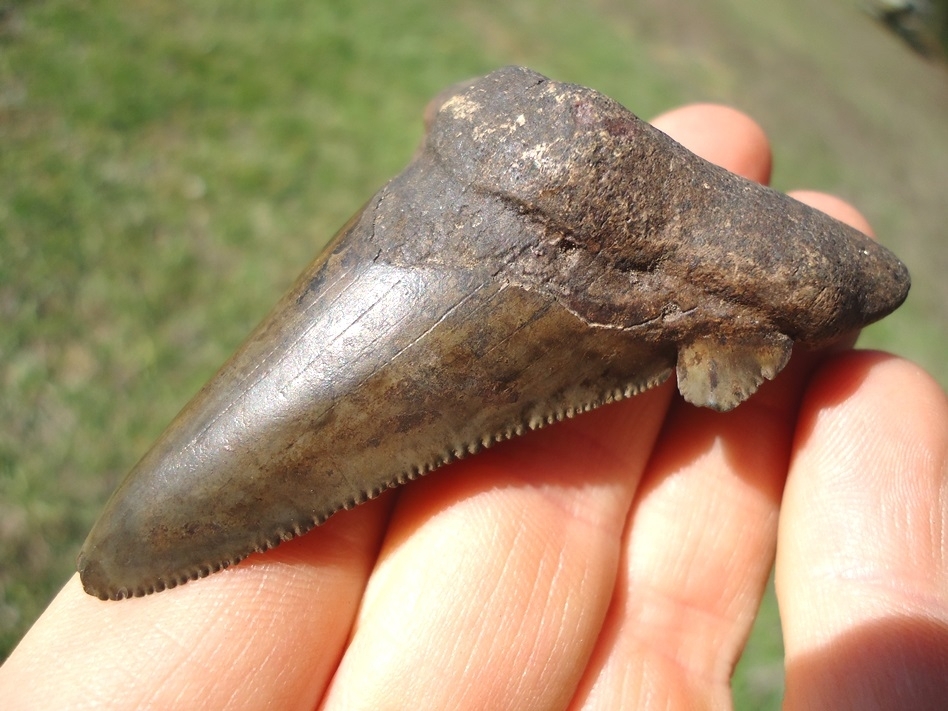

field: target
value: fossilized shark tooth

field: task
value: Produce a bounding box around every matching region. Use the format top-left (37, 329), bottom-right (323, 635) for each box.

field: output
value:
top-left (77, 66), bottom-right (910, 600)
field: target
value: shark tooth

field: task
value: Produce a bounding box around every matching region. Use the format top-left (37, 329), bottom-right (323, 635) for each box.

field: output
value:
top-left (77, 66), bottom-right (910, 600)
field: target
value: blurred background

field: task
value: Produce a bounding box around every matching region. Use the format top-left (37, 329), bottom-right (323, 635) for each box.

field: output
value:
top-left (1, 0), bottom-right (945, 704)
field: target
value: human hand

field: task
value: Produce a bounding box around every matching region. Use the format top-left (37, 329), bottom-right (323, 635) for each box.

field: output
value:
top-left (2, 103), bottom-right (945, 710)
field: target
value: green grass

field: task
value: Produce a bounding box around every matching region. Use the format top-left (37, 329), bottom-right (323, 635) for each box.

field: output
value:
top-left (2, 0), bottom-right (945, 705)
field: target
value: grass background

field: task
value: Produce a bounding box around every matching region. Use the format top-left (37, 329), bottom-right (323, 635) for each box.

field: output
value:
top-left (1, 0), bottom-right (945, 704)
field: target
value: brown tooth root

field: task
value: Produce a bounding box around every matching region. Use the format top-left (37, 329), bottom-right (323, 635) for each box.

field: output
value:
top-left (77, 66), bottom-right (910, 600)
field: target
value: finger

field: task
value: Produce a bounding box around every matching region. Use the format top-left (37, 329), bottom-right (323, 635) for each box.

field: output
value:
top-left (321, 384), bottom-right (673, 710)
top-left (0, 498), bottom-right (389, 710)
top-left (779, 355), bottom-right (948, 709)
top-left (651, 103), bottom-right (773, 185)
top-left (569, 104), bottom-right (787, 709)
